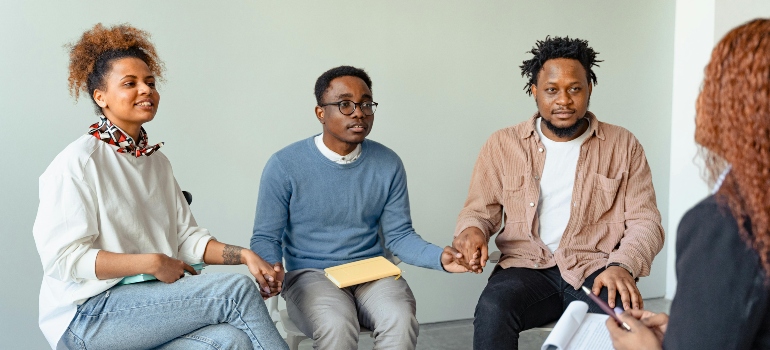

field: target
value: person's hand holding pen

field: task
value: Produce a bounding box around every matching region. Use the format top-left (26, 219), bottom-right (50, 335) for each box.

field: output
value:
top-left (606, 309), bottom-right (669, 350)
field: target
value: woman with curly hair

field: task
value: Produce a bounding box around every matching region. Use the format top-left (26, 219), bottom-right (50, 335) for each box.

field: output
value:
top-left (32, 23), bottom-right (288, 350)
top-left (607, 18), bottom-right (770, 349)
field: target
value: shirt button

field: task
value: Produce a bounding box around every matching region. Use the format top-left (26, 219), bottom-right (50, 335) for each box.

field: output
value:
top-left (534, 263), bottom-right (540, 268)
top-left (529, 202), bottom-right (535, 207)
top-left (538, 148), bottom-right (544, 153)
top-left (534, 175), bottom-right (540, 180)
top-left (573, 202), bottom-right (577, 207)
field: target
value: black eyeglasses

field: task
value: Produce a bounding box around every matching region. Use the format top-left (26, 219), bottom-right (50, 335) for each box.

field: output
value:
top-left (319, 100), bottom-right (378, 116)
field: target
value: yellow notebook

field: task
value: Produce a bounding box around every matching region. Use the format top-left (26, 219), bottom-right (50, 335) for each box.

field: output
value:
top-left (324, 256), bottom-right (402, 288)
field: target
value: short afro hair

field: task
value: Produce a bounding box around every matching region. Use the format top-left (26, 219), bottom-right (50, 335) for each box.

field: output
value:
top-left (519, 36), bottom-right (601, 95)
top-left (314, 66), bottom-right (372, 105)
top-left (67, 23), bottom-right (164, 114)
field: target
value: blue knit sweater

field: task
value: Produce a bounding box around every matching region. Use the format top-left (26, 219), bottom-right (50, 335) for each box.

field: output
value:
top-left (250, 136), bottom-right (444, 272)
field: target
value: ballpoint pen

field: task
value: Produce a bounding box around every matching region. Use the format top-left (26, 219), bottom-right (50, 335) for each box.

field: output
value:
top-left (581, 286), bottom-right (632, 331)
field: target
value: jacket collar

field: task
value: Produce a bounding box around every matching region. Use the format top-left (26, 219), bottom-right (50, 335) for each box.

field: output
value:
top-left (518, 111), bottom-right (605, 141)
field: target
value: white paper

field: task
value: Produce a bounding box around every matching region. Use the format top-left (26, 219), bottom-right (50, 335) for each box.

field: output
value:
top-left (541, 301), bottom-right (614, 350)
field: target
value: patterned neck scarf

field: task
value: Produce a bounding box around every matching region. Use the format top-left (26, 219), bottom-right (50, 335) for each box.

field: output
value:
top-left (88, 116), bottom-right (163, 157)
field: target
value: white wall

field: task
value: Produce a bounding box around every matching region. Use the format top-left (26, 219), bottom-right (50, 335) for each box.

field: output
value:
top-left (0, 1), bottom-right (674, 348)
top-left (665, 0), bottom-right (770, 299)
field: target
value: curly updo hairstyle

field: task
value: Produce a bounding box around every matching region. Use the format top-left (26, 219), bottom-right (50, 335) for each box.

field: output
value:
top-left (696, 18), bottom-right (770, 276)
top-left (67, 23), bottom-right (164, 114)
top-left (519, 36), bottom-right (601, 95)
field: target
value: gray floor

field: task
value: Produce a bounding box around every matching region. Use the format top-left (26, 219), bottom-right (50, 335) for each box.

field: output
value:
top-left (297, 298), bottom-right (671, 350)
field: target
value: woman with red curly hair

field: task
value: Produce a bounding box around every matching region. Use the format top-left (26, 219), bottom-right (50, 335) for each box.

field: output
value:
top-left (32, 23), bottom-right (288, 350)
top-left (607, 18), bottom-right (770, 350)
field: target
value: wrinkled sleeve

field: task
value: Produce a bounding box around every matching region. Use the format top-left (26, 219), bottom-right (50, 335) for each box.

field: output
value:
top-left (33, 174), bottom-right (101, 282)
top-left (173, 179), bottom-right (214, 264)
top-left (250, 155), bottom-right (290, 265)
top-left (607, 140), bottom-right (664, 278)
top-left (454, 137), bottom-right (504, 241)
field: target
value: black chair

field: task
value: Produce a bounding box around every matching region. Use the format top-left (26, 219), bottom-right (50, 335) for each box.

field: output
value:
top-left (182, 191), bottom-right (193, 205)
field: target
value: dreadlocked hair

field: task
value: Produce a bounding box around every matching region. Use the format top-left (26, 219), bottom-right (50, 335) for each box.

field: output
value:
top-left (696, 18), bottom-right (770, 277)
top-left (519, 36), bottom-right (601, 95)
top-left (66, 23), bottom-right (164, 114)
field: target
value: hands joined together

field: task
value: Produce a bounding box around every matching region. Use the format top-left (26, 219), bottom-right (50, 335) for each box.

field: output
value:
top-left (449, 227), bottom-right (644, 311)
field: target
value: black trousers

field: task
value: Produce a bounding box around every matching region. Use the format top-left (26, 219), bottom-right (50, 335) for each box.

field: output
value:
top-left (473, 265), bottom-right (622, 350)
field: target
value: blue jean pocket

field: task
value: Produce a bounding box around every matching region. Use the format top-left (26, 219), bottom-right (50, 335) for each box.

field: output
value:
top-left (62, 328), bottom-right (87, 350)
top-left (77, 290), bottom-right (111, 317)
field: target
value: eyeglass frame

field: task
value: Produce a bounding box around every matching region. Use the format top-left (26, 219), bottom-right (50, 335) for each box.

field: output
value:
top-left (318, 100), bottom-right (378, 116)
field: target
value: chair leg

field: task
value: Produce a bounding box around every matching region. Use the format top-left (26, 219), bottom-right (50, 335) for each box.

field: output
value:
top-left (287, 334), bottom-right (306, 350)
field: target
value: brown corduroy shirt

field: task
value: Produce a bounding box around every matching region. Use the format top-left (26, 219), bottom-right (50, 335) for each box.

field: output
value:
top-left (455, 112), bottom-right (664, 289)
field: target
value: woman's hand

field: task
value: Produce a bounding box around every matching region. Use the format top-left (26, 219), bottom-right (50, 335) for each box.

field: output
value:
top-left (638, 310), bottom-right (669, 342)
top-left (265, 262), bottom-right (285, 298)
top-left (148, 253), bottom-right (197, 283)
top-left (242, 251), bottom-right (279, 300)
top-left (606, 310), bottom-right (668, 350)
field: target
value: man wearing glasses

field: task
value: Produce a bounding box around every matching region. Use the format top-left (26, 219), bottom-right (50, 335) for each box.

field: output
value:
top-left (251, 66), bottom-right (470, 349)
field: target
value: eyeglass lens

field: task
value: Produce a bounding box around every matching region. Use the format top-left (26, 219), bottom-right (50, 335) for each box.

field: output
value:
top-left (339, 101), bottom-right (377, 116)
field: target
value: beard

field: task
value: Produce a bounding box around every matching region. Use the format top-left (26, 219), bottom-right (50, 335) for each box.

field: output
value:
top-left (541, 115), bottom-right (588, 139)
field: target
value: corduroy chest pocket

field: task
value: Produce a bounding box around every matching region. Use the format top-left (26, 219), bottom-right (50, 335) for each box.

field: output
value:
top-left (585, 172), bottom-right (626, 223)
top-left (503, 174), bottom-right (528, 223)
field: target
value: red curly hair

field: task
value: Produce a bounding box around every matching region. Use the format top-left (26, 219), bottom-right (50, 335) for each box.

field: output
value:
top-left (696, 18), bottom-right (770, 275)
top-left (67, 23), bottom-right (164, 104)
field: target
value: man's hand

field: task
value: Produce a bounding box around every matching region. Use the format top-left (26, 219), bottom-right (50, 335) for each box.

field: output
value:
top-left (243, 251), bottom-right (278, 300)
top-left (264, 262), bottom-right (285, 298)
top-left (149, 253), bottom-right (198, 283)
top-left (592, 266), bottom-right (643, 310)
top-left (452, 227), bottom-right (488, 273)
top-left (606, 311), bottom-right (664, 350)
top-left (440, 246), bottom-right (478, 273)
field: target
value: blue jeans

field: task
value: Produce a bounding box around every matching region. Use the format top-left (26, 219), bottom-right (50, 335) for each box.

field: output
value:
top-left (473, 266), bottom-right (622, 350)
top-left (62, 273), bottom-right (288, 350)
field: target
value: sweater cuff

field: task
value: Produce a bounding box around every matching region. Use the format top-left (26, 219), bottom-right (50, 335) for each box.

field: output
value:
top-left (428, 244), bottom-right (445, 272)
top-left (73, 248), bottom-right (100, 280)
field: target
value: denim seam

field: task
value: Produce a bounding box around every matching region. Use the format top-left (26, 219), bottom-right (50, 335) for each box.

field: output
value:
top-left (182, 334), bottom-right (222, 349)
top-left (79, 296), bottom-right (231, 318)
top-left (563, 289), bottom-right (584, 301)
top-left (66, 328), bottom-right (87, 350)
top-left (230, 298), bottom-right (266, 350)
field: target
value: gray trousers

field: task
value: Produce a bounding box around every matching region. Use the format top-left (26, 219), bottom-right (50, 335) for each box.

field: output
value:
top-left (283, 269), bottom-right (419, 350)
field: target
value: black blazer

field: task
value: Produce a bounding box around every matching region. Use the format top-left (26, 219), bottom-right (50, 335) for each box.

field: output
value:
top-left (664, 195), bottom-right (770, 349)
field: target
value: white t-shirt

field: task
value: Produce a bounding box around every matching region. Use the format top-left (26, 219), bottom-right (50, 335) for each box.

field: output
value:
top-left (32, 135), bottom-right (213, 349)
top-left (535, 118), bottom-right (591, 253)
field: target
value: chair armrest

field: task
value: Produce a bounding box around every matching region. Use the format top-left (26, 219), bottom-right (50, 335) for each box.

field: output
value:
top-left (488, 251), bottom-right (502, 264)
top-left (267, 296), bottom-right (281, 324)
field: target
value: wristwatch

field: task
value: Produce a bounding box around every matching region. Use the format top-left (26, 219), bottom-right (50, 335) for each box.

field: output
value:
top-left (607, 262), bottom-right (633, 277)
